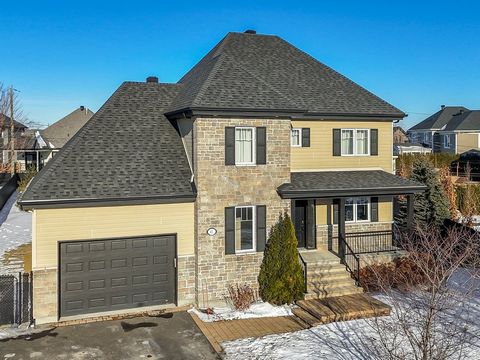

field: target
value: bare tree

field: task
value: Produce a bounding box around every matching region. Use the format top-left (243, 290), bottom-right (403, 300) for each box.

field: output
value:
top-left (364, 226), bottom-right (480, 360)
top-left (0, 82), bottom-right (31, 173)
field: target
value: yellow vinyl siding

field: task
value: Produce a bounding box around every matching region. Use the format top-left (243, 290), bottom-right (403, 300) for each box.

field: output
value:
top-left (291, 120), bottom-right (393, 172)
top-left (33, 202), bottom-right (195, 269)
top-left (315, 196), bottom-right (393, 225)
top-left (457, 133), bottom-right (479, 153)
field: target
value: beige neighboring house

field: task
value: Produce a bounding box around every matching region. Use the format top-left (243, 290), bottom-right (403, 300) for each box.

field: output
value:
top-left (408, 105), bottom-right (480, 154)
top-left (18, 31), bottom-right (424, 325)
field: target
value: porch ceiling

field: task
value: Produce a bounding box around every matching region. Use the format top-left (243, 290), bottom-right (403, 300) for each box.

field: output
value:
top-left (277, 170), bottom-right (426, 199)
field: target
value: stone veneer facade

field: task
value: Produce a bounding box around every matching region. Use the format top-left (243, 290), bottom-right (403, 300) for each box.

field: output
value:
top-left (193, 117), bottom-right (291, 307)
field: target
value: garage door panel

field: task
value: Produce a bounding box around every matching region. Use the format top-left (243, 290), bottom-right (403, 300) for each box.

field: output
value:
top-left (60, 235), bottom-right (176, 317)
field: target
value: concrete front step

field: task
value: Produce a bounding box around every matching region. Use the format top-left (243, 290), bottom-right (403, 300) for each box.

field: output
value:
top-left (307, 277), bottom-right (357, 291)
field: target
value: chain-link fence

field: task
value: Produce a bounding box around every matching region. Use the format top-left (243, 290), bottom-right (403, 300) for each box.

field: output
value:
top-left (0, 272), bottom-right (32, 325)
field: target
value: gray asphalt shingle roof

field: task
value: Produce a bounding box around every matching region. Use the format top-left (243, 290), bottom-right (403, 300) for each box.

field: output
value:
top-left (409, 106), bottom-right (469, 131)
top-left (278, 171), bottom-right (426, 198)
top-left (444, 110), bottom-right (480, 131)
top-left (41, 107), bottom-right (95, 148)
top-left (169, 32), bottom-right (404, 117)
top-left (19, 82), bottom-right (195, 207)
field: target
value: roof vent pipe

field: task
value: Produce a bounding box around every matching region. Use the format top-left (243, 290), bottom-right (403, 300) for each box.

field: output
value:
top-left (146, 76), bottom-right (159, 83)
top-left (244, 29), bottom-right (256, 34)
top-left (80, 105), bottom-right (85, 111)
top-left (441, 105), bottom-right (445, 109)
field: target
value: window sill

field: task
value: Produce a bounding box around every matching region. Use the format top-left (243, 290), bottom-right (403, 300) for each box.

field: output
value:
top-left (235, 163), bottom-right (257, 167)
top-left (234, 250), bottom-right (257, 255)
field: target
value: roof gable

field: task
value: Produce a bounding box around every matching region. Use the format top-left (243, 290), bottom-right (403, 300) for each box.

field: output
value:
top-left (41, 107), bottom-right (94, 148)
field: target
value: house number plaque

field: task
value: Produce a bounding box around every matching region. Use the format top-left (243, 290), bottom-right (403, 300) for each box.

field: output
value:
top-left (207, 228), bottom-right (217, 236)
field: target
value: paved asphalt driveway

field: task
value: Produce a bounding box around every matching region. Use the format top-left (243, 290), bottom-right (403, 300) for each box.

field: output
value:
top-left (0, 312), bottom-right (219, 360)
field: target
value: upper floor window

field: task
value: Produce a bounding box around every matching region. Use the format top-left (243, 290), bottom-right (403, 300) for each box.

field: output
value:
top-left (235, 127), bottom-right (255, 165)
top-left (291, 129), bottom-right (302, 147)
top-left (341, 129), bottom-right (370, 156)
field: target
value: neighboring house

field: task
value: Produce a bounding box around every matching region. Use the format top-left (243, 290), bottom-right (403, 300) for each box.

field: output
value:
top-left (393, 126), bottom-right (408, 144)
top-left (408, 105), bottom-right (480, 154)
top-left (11, 106), bottom-right (94, 171)
top-left (18, 31), bottom-right (425, 324)
top-left (437, 110), bottom-right (480, 154)
top-left (394, 142), bottom-right (433, 155)
top-left (0, 113), bottom-right (28, 168)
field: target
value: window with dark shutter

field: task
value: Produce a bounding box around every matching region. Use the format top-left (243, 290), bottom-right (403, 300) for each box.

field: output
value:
top-left (256, 127), bottom-right (267, 165)
top-left (225, 127), bottom-right (235, 165)
top-left (371, 197), bottom-right (379, 222)
top-left (256, 205), bottom-right (266, 252)
top-left (370, 129), bottom-right (378, 156)
top-left (333, 129), bottom-right (341, 156)
top-left (225, 207), bottom-right (235, 254)
top-left (301, 128), bottom-right (310, 147)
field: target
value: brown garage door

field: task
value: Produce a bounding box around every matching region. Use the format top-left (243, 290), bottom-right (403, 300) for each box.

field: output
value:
top-left (59, 235), bottom-right (176, 317)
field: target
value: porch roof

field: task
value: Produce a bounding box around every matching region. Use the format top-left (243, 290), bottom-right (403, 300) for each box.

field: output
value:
top-left (277, 170), bottom-right (426, 199)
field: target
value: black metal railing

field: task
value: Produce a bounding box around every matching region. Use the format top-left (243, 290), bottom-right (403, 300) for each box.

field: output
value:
top-left (298, 252), bottom-right (307, 293)
top-left (344, 230), bottom-right (400, 255)
top-left (338, 235), bottom-right (361, 286)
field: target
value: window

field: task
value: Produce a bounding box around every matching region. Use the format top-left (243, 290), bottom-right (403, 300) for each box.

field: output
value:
top-left (291, 129), bottom-right (301, 147)
top-left (444, 134), bottom-right (451, 148)
top-left (235, 127), bottom-right (255, 165)
top-left (235, 206), bottom-right (255, 252)
top-left (345, 197), bottom-right (370, 223)
top-left (341, 129), bottom-right (370, 156)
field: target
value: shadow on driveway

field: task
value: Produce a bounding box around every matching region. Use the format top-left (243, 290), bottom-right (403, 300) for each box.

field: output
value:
top-left (0, 312), bottom-right (219, 360)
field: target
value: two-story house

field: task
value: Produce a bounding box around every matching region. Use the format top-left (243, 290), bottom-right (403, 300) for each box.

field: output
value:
top-left (409, 105), bottom-right (480, 154)
top-left (19, 31), bottom-right (424, 324)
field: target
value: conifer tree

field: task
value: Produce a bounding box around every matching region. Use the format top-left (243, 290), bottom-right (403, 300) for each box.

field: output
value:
top-left (258, 212), bottom-right (304, 305)
top-left (396, 157), bottom-right (450, 229)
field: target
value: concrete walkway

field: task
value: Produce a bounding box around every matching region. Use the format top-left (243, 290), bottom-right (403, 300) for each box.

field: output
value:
top-left (0, 312), bottom-right (218, 360)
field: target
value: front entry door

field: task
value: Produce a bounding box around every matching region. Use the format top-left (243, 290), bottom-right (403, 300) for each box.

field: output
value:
top-left (293, 200), bottom-right (316, 249)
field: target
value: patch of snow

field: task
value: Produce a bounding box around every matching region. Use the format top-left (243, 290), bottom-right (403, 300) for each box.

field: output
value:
top-left (0, 192), bottom-right (32, 274)
top-left (188, 302), bottom-right (292, 322)
top-left (223, 270), bottom-right (480, 359)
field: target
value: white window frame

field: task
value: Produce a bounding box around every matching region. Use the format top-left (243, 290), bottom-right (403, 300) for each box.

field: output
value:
top-left (235, 127), bottom-right (256, 166)
top-left (291, 128), bottom-right (302, 147)
top-left (234, 205), bottom-right (256, 253)
top-left (345, 197), bottom-right (371, 223)
top-left (444, 134), bottom-right (451, 149)
top-left (341, 129), bottom-right (371, 156)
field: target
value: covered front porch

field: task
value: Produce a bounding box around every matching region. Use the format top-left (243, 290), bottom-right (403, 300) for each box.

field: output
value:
top-left (278, 170), bottom-right (426, 296)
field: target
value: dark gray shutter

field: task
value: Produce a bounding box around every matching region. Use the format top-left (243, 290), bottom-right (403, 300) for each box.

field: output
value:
top-left (256, 205), bottom-right (266, 252)
top-left (225, 207), bottom-right (235, 254)
top-left (370, 129), bottom-right (378, 156)
top-left (333, 129), bottom-right (341, 156)
top-left (371, 197), bottom-right (379, 222)
top-left (302, 128), bottom-right (310, 147)
top-left (333, 199), bottom-right (339, 224)
top-left (256, 127), bottom-right (267, 165)
top-left (225, 127), bottom-right (235, 165)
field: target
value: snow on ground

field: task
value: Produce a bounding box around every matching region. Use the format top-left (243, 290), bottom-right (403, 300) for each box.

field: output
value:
top-left (189, 302), bottom-right (292, 322)
top-left (223, 270), bottom-right (480, 360)
top-left (0, 192), bottom-right (32, 274)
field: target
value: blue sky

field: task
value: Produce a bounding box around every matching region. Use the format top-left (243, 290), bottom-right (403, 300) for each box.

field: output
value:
top-left (1, 0), bottom-right (479, 128)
